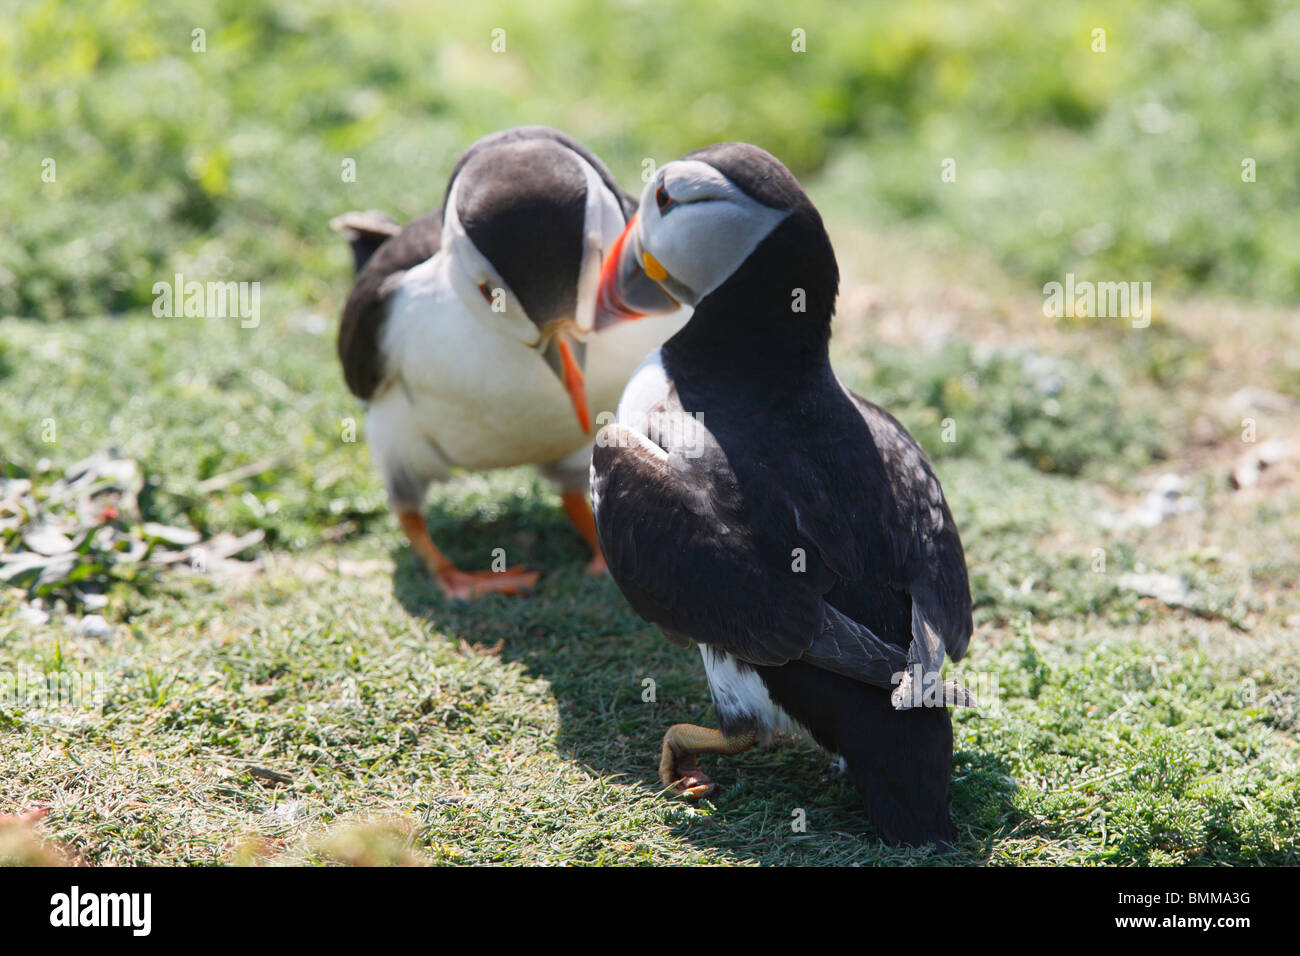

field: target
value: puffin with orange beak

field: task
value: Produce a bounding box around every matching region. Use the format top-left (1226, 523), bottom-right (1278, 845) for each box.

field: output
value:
top-left (334, 127), bottom-right (688, 600)
top-left (591, 143), bottom-right (974, 847)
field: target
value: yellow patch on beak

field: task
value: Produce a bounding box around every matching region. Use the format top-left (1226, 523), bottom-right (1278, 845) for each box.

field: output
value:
top-left (642, 251), bottom-right (668, 282)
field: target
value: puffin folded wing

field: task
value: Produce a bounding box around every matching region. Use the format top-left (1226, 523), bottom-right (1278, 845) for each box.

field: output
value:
top-left (802, 602), bottom-right (906, 688)
top-left (802, 595), bottom-right (973, 710)
top-left (887, 592), bottom-right (978, 710)
top-left (591, 423), bottom-right (821, 667)
top-left (337, 211), bottom-right (443, 400)
top-left (884, 473), bottom-right (976, 709)
top-left (846, 392), bottom-right (975, 706)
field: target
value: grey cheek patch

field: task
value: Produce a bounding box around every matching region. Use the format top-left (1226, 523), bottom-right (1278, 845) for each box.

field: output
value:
top-left (642, 160), bottom-right (789, 302)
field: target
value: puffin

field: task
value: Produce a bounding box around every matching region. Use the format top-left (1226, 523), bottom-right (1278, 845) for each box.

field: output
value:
top-left (590, 142), bottom-right (975, 847)
top-left (333, 127), bottom-right (688, 600)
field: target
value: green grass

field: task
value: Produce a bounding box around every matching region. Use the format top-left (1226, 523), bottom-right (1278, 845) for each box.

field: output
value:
top-left (3, 0), bottom-right (1300, 865)
top-left (8, 537), bottom-right (1296, 866)
top-left (3, 252), bottom-right (1298, 863)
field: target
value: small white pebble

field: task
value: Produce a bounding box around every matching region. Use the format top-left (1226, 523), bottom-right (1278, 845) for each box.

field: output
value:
top-left (76, 614), bottom-right (112, 640)
top-left (263, 800), bottom-right (308, 825)
top-left (18, 602), bottom-right (50, 627)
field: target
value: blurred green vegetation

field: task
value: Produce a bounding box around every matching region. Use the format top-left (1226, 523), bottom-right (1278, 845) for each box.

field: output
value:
top-left (2, 0), bottom-right (1297, 321)
top-left (864, 342), bottom-right (1168, 479)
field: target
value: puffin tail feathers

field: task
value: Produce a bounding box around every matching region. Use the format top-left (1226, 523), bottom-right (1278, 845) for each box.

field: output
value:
top-left (331, 210), bottom-right (402, 274)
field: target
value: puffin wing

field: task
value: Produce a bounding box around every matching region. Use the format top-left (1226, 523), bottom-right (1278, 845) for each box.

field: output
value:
top-left (593, 421), bottom-right (916, 691)
top-left (593, 379), bottom-right (973, 705)
top-left (591, 422), bottom-right (824, 667)
top-left (338, 210), bottom-right (442, 400)
top-left (841, 391), bottom-right (975, 707)
top-left (801, 601), bottom-right (907, 686)
top-left (847, 393), bottom-right (973, 659)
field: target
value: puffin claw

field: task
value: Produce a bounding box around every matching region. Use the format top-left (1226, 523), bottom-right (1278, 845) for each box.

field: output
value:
top-left (659, 738), bottom-right (718, 799)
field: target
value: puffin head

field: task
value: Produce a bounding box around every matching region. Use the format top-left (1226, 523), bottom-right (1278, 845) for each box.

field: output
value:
top-left (596, 142), bottom-right (838, 344)
top-left (443, 127), bottom-right (631, 433)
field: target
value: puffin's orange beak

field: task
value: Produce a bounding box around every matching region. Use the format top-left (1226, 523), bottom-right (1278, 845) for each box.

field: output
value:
top-left (594, 215), bottom-right (680, 330)
top-left (542, 329), bottom-right (591, 433)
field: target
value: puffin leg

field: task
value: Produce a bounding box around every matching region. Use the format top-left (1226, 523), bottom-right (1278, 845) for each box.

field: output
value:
top-left (396, 509), bottom-right (539, 600)
top-left (560, 491), bottom-right (607, 576)
top-left (658, 724), bottom-right (756, 799)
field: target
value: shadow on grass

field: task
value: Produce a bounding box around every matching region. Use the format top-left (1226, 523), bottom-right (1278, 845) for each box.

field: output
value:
top-left (391, 492), bottom-right (1020, 865)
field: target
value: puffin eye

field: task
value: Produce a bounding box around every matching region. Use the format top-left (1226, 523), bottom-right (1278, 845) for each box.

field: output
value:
top-left (655, 184), bottom-right (675, 213)
top-left (478, 281), bottom-right (495, 304)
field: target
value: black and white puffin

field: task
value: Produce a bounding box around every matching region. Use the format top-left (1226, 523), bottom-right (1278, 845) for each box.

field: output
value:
top-left (334, 127), bottom-right (688, 600)
top-left (590, 143), bottom-right (975, 847)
